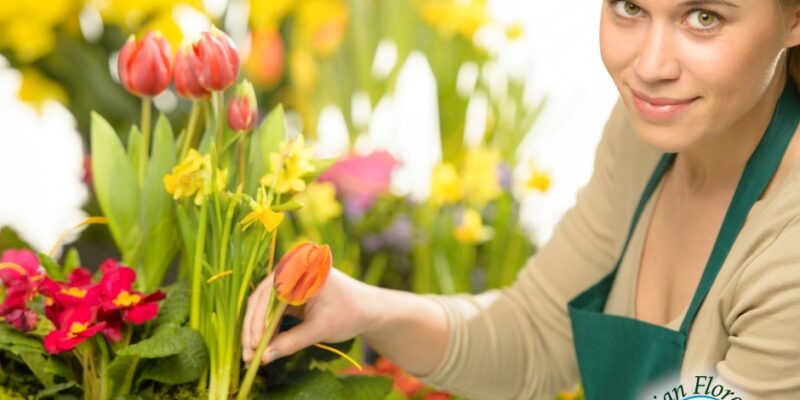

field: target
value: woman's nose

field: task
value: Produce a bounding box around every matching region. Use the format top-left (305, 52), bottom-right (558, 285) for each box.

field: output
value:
top-left (634, 23), bottom-right (681, 83)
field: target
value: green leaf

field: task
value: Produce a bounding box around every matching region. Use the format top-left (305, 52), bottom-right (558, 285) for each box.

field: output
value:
top-left (260, 105), bottom-right (286, 173)
top-left (34, 382), bottom-right (79, 400)
top-left (20, 351), bottom-right (55, 387)
top-left (136, 326), bottom-right (208, 385)
top-left (127, 125), bottom-right (142, 177)
top-left (61, 248), bottom-right (81, 275)
top-left (115, 323), bottom-right (184, 358)
top-left (90, 112), bottom-right (141, 255)
top-left (137, 113), bottom-right (178, 291)
top-left (272, 200), bottom-right (304, 212)
top-left (305, 157), bottom-right (338, 183)
top-left (339, 375), bottom-right (393, 400)
top-left (0, 324), bottom-right (45, 354)
top-left (153, 281), bottom-right (189, 326)
top-left (37, 253), bottom-right (65, 281)
top-left (262, 370), bottom-right (345, 400)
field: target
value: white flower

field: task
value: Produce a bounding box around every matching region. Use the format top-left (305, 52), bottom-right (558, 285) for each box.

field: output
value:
top-left (0, 56), bottom-right (88, 254)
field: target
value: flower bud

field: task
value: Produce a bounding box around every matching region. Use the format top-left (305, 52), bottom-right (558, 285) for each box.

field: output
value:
top-left (173, 43), bottom-right (210, 99)
top-left (194, 27), bottom-right (240, 92)
top-left (274, 242), bottom-right (332, 306)
top-left (227, 80), bottom-right (257, 131)
top-left (118, 32), bottom-right (172, 97)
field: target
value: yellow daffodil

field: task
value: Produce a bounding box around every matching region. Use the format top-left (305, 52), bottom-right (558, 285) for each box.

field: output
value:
top-left (18, 68), bottom-right (69, 109)
top-left (419, 0), bottom-right (490, 40)
top-left (461, 146), bottom-right (501, 207)
top-left (295, 182), bottom-right (342, 223)
top-left (289, 49), bottom-right (318, 93)
top-left (163, 149), bottom-right (228, 205)
top-left (454, 208), bottom-right (493, 244)
top-left (241, 186), bottom-right (285, 238)
top-left (249, 0), bottom-right (294, 30)
top-left (430, 162), bottom-right (463, 206)
top-left (0, 0), bottom-right (76, 62)
top-left (260, 136), bottom-right (316, 194)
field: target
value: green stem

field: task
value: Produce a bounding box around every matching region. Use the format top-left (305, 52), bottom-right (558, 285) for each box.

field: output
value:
top-left (213, 91), bottom-right (225, 161)
top-left (236, 236), bottom-right (264, 318)
top-left (191, 201), bottom-right (209, 330)
top-left (97, 337), bottom-right (110, 400)
top-left (237, 300), bottom-right (288, 400)
top-left (139, 96), bottom-right (152, 184)
top-left (180, 100), bottom-right (202, 160)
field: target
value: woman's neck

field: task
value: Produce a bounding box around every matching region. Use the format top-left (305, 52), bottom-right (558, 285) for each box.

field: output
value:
top-left (671, 75), bottom-right (788, 197)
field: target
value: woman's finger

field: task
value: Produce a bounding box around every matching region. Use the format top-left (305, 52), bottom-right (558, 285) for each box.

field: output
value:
top-left (249, 277), bottom-right (275, 349)
top-left (242, 276), bottom-right (272, 361)
top-left (261, 318), bottom-right (324, 365)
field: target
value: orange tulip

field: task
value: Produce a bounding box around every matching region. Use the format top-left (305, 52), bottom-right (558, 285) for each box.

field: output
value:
top-left (274, 242), bottom-right (331, 306)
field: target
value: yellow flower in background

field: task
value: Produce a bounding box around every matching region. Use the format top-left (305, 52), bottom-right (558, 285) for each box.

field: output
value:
top-left (454, 208), bottom-right (493, 244)
top-left (505, 23), bottom-right (524, 41)
top-left (526, 167), bottom-right (551, 193)
top-left (294, 182), bottom-right (342, 223)
top-left (430, 162), bottom-right (463, 206)
top-left (289, 49), bottom-right (318, 93)
top-left (461, 146), bottom-right (501, 207)
top-left (18, 68), bottom-right (69, 109)
top-left (0, 0), bottom-right (79, 62)
top-left (418, 0), bottom-right (489, 40)
top-left (249, 0), bottom-right (294, 29)
top-left (294, 0), bottom-right (348, 58)
top-left (163, 149), bottom-right (228, 205)
top-left (241, 186), bottom-right (285, 237)
top-left (260, 136), bottom-right (316, 194)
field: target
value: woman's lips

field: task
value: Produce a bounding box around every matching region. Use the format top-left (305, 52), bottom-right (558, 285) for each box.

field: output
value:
top-left (631, 89), bottom-right (698, 122)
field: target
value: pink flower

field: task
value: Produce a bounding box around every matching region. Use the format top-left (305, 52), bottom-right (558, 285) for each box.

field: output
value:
top-left (44, 305), bottom-right (106, 354)
top-left (118, 32), bottom-right (173, 97)
top-left (98, 260), bottom-right (165, 326)
top-left (318, 151), bottom-right (398, 216)
top-left (0, 249), bottom-right (43, 331)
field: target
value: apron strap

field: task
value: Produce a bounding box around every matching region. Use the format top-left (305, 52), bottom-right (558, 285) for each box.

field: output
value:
top-left (679, 81), bottom-right (800, 334)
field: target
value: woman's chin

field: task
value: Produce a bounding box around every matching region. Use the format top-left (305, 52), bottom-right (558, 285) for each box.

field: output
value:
top-left (630, 122), bottom-right (697, 154)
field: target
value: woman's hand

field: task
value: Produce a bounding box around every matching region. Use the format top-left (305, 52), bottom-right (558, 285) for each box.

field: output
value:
top-left (241, 267), bottom-right (374, 365)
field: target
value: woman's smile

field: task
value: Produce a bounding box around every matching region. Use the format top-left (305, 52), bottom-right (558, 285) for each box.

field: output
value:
top-left (630, 87), bottom-right (700, 122)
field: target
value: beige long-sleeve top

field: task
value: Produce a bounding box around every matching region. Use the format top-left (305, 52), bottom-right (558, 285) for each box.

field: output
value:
top-left (413, 101), bottom-right (800, 399)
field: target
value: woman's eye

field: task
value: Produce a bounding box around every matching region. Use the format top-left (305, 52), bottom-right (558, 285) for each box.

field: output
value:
top-left (686, 10), bottom-right (721, 30)
top-left (613, 1), bottom-right (644, 17)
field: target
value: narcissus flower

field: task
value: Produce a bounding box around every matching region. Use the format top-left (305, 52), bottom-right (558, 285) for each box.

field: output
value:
top-left (163, 149), bottom-right (228, 205)
top-left (227, 80), bottom-right (258, 131)
top-left (118, 32), bottom-right (173, 97)
top-left (460, 147), bottom-right (501, 207)
top-left (260, 136), bottom-right (316, 194)
top-left (191, 27), bottom-right (240, 91)
top-left (454, 208), bottom-right (493, 244)
top-left (429, 162), bottom-right (463, 207)
top-left (274, 242), bottom-right (332, 306)
top-left (241, 186), bottom-right (285, 238)
top-left (173, 43), bottom-right (210, 99)
top-left (43, 305), bottom-right (106, 354)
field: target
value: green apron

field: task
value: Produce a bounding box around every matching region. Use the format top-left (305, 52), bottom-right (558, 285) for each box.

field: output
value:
top-left (568, 81), bottom-right (800, 400)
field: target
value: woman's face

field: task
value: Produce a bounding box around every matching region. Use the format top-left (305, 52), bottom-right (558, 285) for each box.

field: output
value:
top-left (600, 0), bottom-right (800, 153)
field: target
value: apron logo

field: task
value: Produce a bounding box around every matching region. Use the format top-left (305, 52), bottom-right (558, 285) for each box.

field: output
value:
top-left (651, 375), bottom-right (744, 400)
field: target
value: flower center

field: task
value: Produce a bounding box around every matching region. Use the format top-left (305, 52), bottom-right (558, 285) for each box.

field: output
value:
top-left (68, 322), bottom-right (88, 338)
top-left (61, 287), bottom-right (87, 298)
top-left (113, 290), bottom-right (141, 307)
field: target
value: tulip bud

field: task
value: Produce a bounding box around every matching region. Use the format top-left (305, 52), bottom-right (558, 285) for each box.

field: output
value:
top-left (118, 32), bottom-right (173, 97)
top-left (274, 242), bottom-right (332, 306)
top-left (194, 27), bottom-right (240, 92)
top-left (227, 80), bottom-right (257, 131)
top-left (173, 43), bottom-right (210, 99)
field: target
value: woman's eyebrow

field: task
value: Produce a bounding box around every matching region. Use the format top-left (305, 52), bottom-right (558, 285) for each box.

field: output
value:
top-left (680, 0), bottom-right (740, 7)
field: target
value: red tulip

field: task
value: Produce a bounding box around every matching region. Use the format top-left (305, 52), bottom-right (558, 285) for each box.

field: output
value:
top-left (118, 32), bottom-right (173, 97)
top-left (274, 242), bottom-right (332, 306)
top-left (174, 43), bottom-right (210, 99)
top-left (192, 27), bottom-right (240, 91)
top-left (227, 80), bottom-right (257, 131)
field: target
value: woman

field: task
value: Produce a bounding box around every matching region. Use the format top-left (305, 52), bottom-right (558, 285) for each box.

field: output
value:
top-left (242, 1), bottom-right (800, 398)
